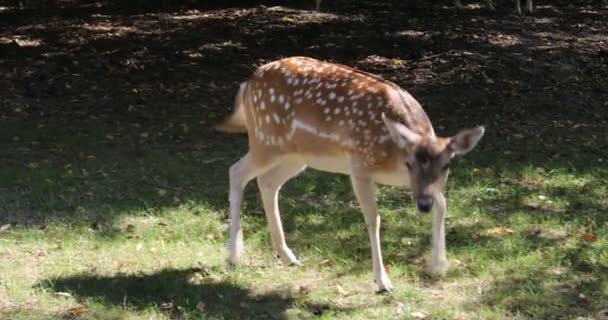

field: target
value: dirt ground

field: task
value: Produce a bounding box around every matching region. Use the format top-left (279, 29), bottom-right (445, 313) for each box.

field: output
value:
top-left (1, 0), bottom-right (607, 138)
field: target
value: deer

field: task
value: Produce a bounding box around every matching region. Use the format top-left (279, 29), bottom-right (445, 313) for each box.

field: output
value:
top-left (216, 56), bottom-right (485, 292)
top-left (454, 0), bottom-right (533, 14)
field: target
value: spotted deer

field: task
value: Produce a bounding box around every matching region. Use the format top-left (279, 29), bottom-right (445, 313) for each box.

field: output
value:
top-left (216, 56), bottom-right (485, 292)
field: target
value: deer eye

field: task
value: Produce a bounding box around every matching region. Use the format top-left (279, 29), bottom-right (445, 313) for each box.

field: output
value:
top-left (441, 164), bottom-right (450, 172)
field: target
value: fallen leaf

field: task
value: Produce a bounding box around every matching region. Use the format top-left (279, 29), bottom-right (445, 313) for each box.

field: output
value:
top-left (486, 227), bottom-right (515, 236)
top-left (54, 291), bottom-right (72, 298)
top-left (159, 302), bottom-right (174, 312)
top-left (32, 248), bottom-right (48, 257)
top-left (384, 264), bottom-right (392, 273)
top-left (411, 311), bottom-right (427, 319)
top-left (581, 233), bottom-right (597, 242)
top-left (527, 228), bottom-right (542, 237)
top-left (0, 224), bottom-right (11, 233)
top-left (395, 302), bottom-right (405, 316)
top-left (67, 305), bottom-right (87, 315)
top-left (298, 284), bottom-right (311, 295)
top-left (196, 301), bottom-right (206, 314)
top-left (112, 260), bottom-right (136, 270)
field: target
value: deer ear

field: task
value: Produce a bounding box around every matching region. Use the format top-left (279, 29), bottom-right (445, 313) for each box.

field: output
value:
top-left (382, 113), bottom-right (421, 149)
top-left (450, 126), bottom-right (485, 156)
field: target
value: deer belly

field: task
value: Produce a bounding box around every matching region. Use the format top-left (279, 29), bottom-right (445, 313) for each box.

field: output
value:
top-left (303, 155), bottom-right (352, 175)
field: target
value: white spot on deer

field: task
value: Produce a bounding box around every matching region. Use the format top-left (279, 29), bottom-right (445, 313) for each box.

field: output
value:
top-left (339, 120), bottom-right (345, 126)
top-left (316, 91), bottom-right (322, 98)
top-left (337, 96), bottom-right (344, 102)
top-left (269, 88), bottom-right (275, 95)
top-left (329, 92), bottom-right (336, 100)
top-left (270, 94), bottom-right (276, 103)
top-left (292, 119), bottom-right (318, 135)
top-left (325, 116), bottom-right (332, 122)
top-left (265, 115), bottom-right (270, 123)
top-left (273, 113), bottom-right (280, 124)
top-left (293, 78), bottom-right (300, 86)
top-left (294, 97), bottom-right (303, 104)
top-left (279, 95), bottom-right (285, 104)
top-left (334, 108), bottom-right (341, 115)
top-left (284, 101), bottom-right (291, 110)
top-left (302, 78), bottom-right (308, 85)
top-left (260, 101), bottom-right (266, 110)
top-left (323, 108), bottom-right (330, 114)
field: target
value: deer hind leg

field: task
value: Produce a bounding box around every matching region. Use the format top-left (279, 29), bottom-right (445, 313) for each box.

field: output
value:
top-left (227, 153), bottom-right (276, 265)
top-left (350, 159), bottom-right (393, 292)
top-left (257, 158), bottom-right (306, 265)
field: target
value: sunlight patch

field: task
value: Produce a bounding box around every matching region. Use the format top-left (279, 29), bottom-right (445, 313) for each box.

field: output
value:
top-left (81, 22), bottom-right (136, 37)
top-left (170, 10), bottom-right (213, 21)
top-left (487, 33), bottom-right (522, 47)
top-left (0, 36), bottom-right (43, 47)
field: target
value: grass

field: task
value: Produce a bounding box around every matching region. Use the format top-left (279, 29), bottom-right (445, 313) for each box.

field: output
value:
top-left (1, 112), bottom-right (608, 320)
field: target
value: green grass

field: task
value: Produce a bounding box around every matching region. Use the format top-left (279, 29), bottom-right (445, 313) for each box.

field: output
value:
top-left (1, 114), bottom-right (607, 320)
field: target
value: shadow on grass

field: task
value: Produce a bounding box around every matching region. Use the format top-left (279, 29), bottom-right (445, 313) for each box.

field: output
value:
top-left (38, 267), bottom-right (350, 319)
top-left (475, 248), bottom-right (608, 319)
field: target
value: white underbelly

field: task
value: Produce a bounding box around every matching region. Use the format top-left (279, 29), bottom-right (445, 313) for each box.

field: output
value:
top-left (304, 155), bottom-right (351, 175)
top-left (300, 155), bottom-right (410, 187)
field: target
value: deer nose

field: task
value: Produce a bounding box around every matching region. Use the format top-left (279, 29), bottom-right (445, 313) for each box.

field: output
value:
top-left (416, 197), bottom-right (434, 213)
